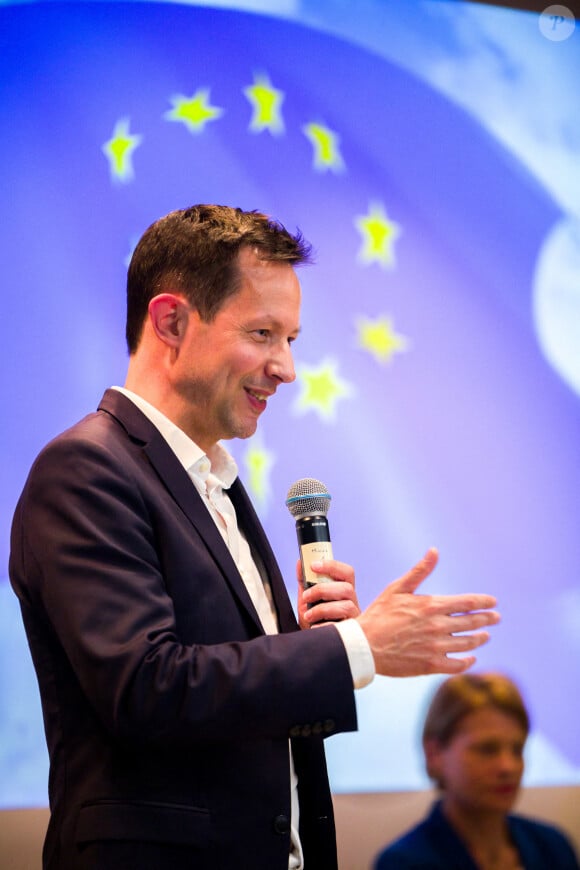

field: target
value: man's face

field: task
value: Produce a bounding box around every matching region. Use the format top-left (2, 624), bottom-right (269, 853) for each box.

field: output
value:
top-left (433, 707), bottom-right (525, 817)
top-left (175, 247), bottom-right (301, 452)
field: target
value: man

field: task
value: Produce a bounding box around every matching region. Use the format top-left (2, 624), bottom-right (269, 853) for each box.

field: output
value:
top-left (9, 205), bottom-right (499, 870)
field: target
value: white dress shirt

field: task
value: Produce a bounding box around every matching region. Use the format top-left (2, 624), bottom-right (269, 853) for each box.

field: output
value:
top-left (112, 386), bottom-right (374, 868)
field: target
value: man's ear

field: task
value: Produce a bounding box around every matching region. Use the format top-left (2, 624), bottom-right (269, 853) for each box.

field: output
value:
top-left (148, 294), bottom-right (190, 347)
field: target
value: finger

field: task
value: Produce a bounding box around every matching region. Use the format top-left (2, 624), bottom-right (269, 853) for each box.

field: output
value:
top-left (295, 558), bottom-right (304, 585)
top-left (309, 559), bottom-right (355, 584)
top-left (391, 547), bottom-right (439, 595)
top-left (303, 598), bottom-right (361, 624)
top-left (428, 594), bottom-right (499, 614)
top-left (437, 629), bottom-right (494, 673)
top-left (438, 655), bottom-right (478, 674)
top-left (303, 580), bottom-right (357, 605)
top-left (303, 581), bottom-right (360, 623)
top-left (430, 632), bottom-right (492, 675)
top-left (442, 630), bottom-right (491, 653)
top-left (445, 611), bottom-right (501, 633)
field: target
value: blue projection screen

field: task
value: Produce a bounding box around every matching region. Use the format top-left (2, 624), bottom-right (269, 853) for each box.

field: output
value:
top-left (1, 0), bottom-right (579, 808)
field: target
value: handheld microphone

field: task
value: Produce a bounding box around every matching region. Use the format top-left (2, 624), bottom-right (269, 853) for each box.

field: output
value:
top-left (285, 478), bottom-right (334, 600)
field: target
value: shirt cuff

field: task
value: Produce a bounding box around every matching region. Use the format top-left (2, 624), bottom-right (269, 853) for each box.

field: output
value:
top-left (333, 618), bottom-right (375, 689)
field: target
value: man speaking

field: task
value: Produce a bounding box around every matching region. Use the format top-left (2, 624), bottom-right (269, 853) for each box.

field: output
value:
top-left (9, 205), bottom-right (499, 870)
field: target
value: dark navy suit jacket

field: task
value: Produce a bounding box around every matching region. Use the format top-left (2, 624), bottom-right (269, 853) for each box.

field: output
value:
top-left (10, 389), bottom-right (358, 870)
top-left (374, 800), bottom-right (579, 869)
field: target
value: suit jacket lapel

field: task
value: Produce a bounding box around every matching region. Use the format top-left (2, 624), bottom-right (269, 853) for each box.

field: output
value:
top-left (229, 479), bottom-right (300, 634)
top-left (98, 390), bottom-right (265, 634)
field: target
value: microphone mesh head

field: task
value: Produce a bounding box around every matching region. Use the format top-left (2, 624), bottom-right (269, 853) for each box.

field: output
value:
top-left (285, 478), bottom-right (331, 519)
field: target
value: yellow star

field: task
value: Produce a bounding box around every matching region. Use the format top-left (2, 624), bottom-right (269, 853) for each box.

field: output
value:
top-left (164, 88), bottom-right (223, 134)
top-left (356, 315), bottom-right (409, 364)
top-left (355, 203), bottom-right (401, 268)
top-left (243, 73), bottom-right (285, 135)
top-left (244, 443), bottom-right (274, 509)
top-left (102, 118), bottom-right (142, 183)
top-left (302, 122), bottom-right (345, 173)
top-left (293, 358), bottom-right (354, 423)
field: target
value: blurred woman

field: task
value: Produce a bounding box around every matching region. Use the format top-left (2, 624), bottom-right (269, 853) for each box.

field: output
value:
top-left (374, 673), bottom-right (579, 869)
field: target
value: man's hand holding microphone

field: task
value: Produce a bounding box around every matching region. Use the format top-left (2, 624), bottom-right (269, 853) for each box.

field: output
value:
top-left (288, 478), bottom-right (499, 677)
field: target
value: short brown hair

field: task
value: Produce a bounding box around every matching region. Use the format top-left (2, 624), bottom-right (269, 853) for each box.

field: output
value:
top-left (126, 204), bottom-right (313, 353)
top-left (422, 673), bottom-right (530, 783)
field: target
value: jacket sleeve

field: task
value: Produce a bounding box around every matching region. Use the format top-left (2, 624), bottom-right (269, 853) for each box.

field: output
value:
top-left (10, 419), bottom-right (358, 747)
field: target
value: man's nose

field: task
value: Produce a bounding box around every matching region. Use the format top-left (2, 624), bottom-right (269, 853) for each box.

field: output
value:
top-left (267, 342), bottom-right (296, 384)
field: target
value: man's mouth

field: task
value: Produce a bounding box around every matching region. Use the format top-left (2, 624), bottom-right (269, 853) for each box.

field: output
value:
top-left (245, 388), bottom-right (271, 408)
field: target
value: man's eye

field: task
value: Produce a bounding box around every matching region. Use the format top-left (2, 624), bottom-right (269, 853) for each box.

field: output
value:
top-left (254, 329), bottom-right (269, 338)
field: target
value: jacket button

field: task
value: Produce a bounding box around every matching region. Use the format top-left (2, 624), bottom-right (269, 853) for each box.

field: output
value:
top-left (323, 718), bottom-right (336, 733)
top-left (273, 814), bottom-right (290, 835)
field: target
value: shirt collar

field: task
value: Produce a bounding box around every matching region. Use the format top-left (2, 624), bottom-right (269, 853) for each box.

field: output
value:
top-left (112, 386), bottom-right (238, 489)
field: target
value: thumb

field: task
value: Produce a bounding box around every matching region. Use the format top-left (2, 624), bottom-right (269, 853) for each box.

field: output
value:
top-left (393, 547), bottom-right (439, 595)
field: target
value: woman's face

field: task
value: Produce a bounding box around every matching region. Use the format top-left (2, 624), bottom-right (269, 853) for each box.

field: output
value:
top-left (428, 707), bottom-right (526, 816)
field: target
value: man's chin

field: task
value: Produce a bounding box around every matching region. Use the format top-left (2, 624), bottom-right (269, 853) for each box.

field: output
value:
top-left (227, 419), bottom-right (259, 442)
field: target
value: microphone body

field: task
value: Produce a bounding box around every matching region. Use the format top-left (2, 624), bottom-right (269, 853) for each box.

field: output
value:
top-left (294, 514), bottom-right (333, 589)
top-left (286, 479), bottom-right (334, 597)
